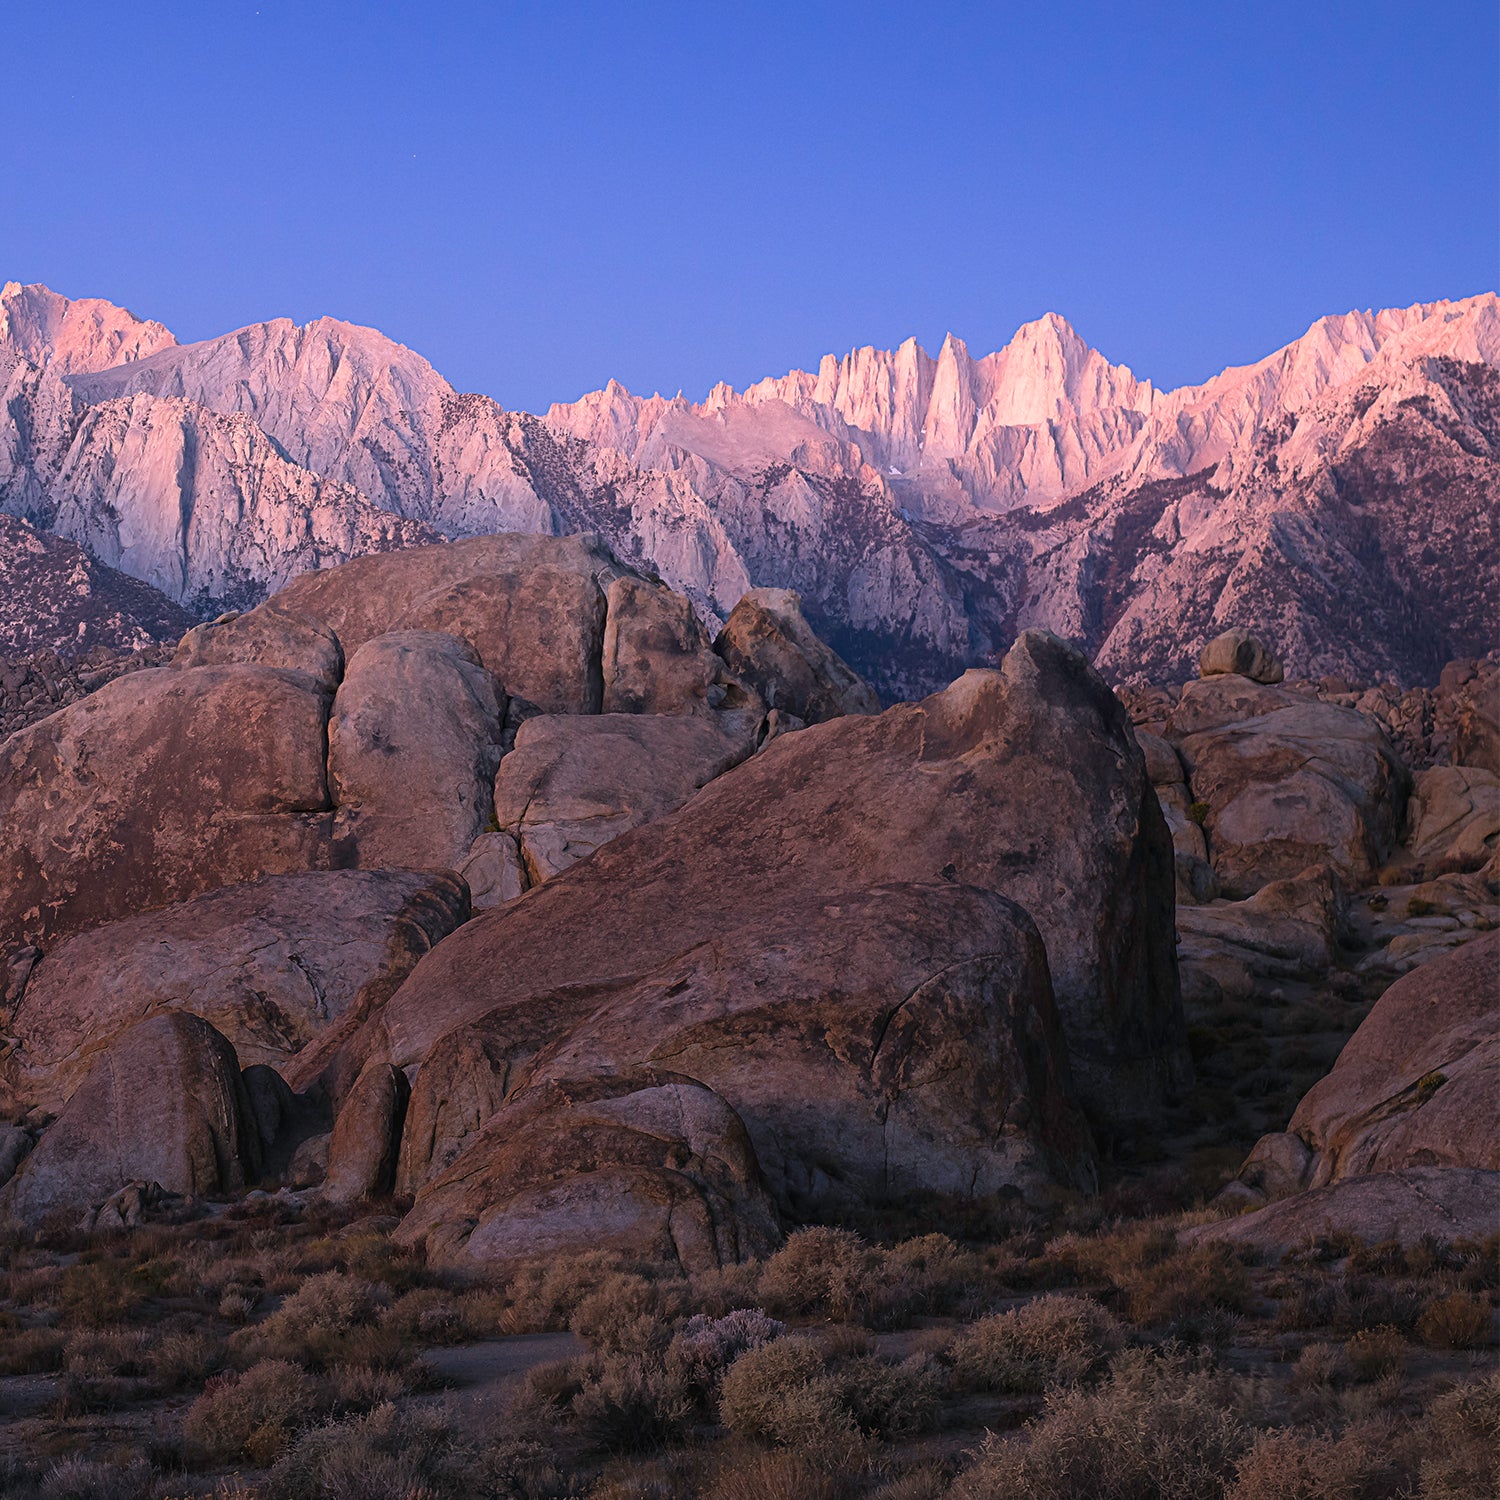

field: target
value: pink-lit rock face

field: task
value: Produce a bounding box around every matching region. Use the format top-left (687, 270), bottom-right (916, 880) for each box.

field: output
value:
top-left (4, 282), bottom-right (1494, 695)
top-left (0, 280), bottom-right (177, 377)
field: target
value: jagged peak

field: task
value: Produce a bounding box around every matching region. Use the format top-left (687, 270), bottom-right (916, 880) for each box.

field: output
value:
top-left (0, 280), bottom-right (177, 375)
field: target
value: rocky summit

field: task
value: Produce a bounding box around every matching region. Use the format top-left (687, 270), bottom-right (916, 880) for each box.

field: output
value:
top-left (2, 279), bottom-right (1496, 699)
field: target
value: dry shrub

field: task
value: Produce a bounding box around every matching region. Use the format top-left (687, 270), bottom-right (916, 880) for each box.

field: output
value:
top-left (1415, 1292), bottom-right (1493, 1350)
top-left (865, 1233), bottom-right (990, 1327)
top-left (671, 1308), bottom-right (784, 1385)
top-left (32, 1456), bottom-right (156, 1500)
top-left (234, 1270), bottom-right (394, 1368)
top-left (1044, 1221), bottom-right (1177, 1285)
top-left (327, 1359), bottom-right (418, 1410)
top-left (1419, 1375), bottom-right (1500, 1500)
top-left (836, 1354), bottom-right (944, 1441)
top-left (500, 1250), bottom-right (642, 1333)
top-left (1225, 1423), bottom-right (1407, 1499)
top-left (1344, 1327), bottom-right (1405, 1383)
top-left (1336, 1278), bottom-right (1424, 1336)
top-left (217, 1289), bottom-right (256, 1324)
top-left (718, 1338), bottom-right (857, 1448)
top-left (1347, 1240), bottom-right (1408, 1277)
top-left (268, 1401), bottom-right (476, 1500)
top-left (63, 1327), bottom-right (152, 1377)
top-left (705, 1447), bottom-right (852, 1500)
top-left (569, 1351), bottom-right (695, 1452)
top-left (948, 1293), bottom-right (1123, 1392)
top-left (482, 1436), bottom-right (573, 1499)
top-left (1451, 1233), bottom-right (1500, 1292)
top-left (1289, 1341), bottom-right (1349, 1391)
top-left (153, 1330), bottom-right (220, 1390)
top-left (759, 1227), bottom-right (876, 1320)
top-left (52, 1261), bottom-right (143, 1328)
top-left (868, 1466), bottom-right (949, 1500)
top-left (381, 1286), bottom-right (478, 1344)
top-left (687, 1259), bottom-right (765, 1317)
top-left (950, 1346), bottom-right (1245, 1500)
top-left (1123, 1242), bottom-right (1252, 1334)
top-left (570, 1271), bottom-right (687, 1353)
top-left (1274, 1275), bottom-right (1347, 1333)
top-left (718, 1335), bottom-right (940, 1448)
top-left (183, 1357), bottom-right (319, 1465)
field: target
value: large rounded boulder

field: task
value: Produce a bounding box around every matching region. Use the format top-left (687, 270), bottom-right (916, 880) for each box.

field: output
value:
top-left (396, 883), bottom-right (1097, 1224)
top-left (379, 630), bottom-right (1185, 1138)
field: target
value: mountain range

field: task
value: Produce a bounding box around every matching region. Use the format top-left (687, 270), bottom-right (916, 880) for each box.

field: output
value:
top-left (2, 279), bottom-right (1495, 693)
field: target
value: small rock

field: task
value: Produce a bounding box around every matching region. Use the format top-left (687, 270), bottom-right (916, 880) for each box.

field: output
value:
top-left (1198, 629), bottom-right (1284, 685)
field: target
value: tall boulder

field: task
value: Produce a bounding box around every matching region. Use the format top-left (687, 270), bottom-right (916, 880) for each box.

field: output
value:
top-left (713, 587), bottom-right (879, 724)
top-left (329, 631), bottom-right (505, 871)
top-left (323, 1056), bottom-right (410, 1204)
top-left (601, 574), bottom-right (757, 717)
top-left (0, 1013), bottom-right (257, 1226)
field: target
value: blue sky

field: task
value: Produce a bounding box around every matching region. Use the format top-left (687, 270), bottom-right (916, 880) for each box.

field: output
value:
top-left (2, 2), bottom-right (1494, 409)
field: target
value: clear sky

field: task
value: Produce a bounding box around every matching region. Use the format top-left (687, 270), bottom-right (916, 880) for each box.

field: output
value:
top-left (2, 2), bottom-right (1495, 410)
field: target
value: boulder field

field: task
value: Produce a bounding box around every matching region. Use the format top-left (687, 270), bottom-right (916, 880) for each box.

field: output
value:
top-left (0, 536), bottom-right (1175, 1259)
top-left (0, 553), bottom-right (1495, 1265)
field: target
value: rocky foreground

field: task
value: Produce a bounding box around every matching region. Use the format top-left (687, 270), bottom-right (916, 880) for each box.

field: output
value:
top-left (0, 534), bottom-right (1494, 1263)
top-left (0, 536), bottom-right (1496, 1499)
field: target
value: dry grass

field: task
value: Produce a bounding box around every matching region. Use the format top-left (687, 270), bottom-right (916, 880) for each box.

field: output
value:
top-left (570, 1270), bottom-right (688, 1353)
top-left (0, 1175), bottom-right (1494, 1497)
top-left (1344, 1326), bottom-right (1406, 1383)
top-left (569, 1349), bottom-right (696, 1451)
top-left (1225, 1422), bottom-right (1407, 1499)
top-left (717, 1334), bottom-right (941, 1450)
top-left (1419, 1374), bottom-right (1500, 1500)
top-left (704, 1447), bottom-right (855, 1500)
top-left (266, 1402), bottom-right (475, 1500)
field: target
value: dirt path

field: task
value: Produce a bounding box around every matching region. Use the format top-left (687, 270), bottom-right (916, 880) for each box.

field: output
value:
top-left (414, 1331), bottom-right (586, 1434)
